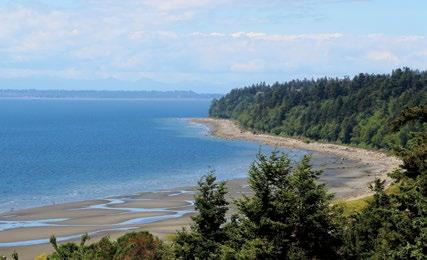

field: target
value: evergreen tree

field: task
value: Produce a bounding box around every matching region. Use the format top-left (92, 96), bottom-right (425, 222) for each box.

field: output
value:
top-left (341, 106), bottom-right (426, 259)
top-left (174, 171), bottom-right (228, 259)
top-left (210, 68), bottom-right (427, 151)
top-left (227, 152), bottom-right (340, 259)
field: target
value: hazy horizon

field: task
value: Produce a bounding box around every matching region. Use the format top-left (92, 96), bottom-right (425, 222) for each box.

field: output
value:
top-left (0, 1), bottom-right (426, 93)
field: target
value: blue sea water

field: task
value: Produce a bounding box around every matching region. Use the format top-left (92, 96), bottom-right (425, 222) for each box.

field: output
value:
top-left (0, 99), bottom-right (307, 212)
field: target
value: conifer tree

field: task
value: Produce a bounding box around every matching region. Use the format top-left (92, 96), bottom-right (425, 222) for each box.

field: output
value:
top-left (229, 151), bottom-right (340, 259)
top-left (174, 171), bottom-right (228, 259)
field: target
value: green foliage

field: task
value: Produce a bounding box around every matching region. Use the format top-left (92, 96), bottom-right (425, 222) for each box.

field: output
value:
top-left (0, 252), bottom-right (19, 260)
top-left (210, 68), bottom-right (427, 151)
top-left (47, 231), bottom-right (166, 260)
top-left (174, 172), bottom-right (229, 259)
top-left (393, 106), bottom-right (427, 179)
top-left (340, 176), bottom-right (426, 259)
top-left (340, 107), bottom-right (427, 259)
top-left (334, 183), bottom-right (401, 216)
top-left (48, 234), bottom-right (81, 260)
top-left (192, 172), bottom-right (229, 241)
top-left (114, 231), bottom-right (163, 260)
top-left (335, 198), bottom-right (371, 216)
top-left (225, 152), bottom-right (341, 259)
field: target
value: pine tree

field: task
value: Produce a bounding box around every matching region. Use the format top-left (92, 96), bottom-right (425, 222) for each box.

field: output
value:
top-left (342, 106), bottom-right (427, 259)
top-left (174, 171), bottom-right (228, 259)
top-left (230, 151), bottom-right (340, 259)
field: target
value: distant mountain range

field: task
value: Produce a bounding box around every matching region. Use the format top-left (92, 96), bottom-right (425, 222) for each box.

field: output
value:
top-left (0, 77), bottom-right (229, 94)
top-left (0, 89), bottom-right (222, 99)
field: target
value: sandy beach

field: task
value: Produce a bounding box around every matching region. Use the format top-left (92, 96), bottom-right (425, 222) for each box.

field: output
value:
top-left (0, 118), bottom-right (402, 259)
top-left (0, 179), bottom-right (250, 259)
top-left (191, 118), bottom-right (402, 199)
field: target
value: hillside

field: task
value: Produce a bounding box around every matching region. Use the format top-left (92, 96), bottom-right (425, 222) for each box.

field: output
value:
top-left (209, 68), bottom-right (427, 151)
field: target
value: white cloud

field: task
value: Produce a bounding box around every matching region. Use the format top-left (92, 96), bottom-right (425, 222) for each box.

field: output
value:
top-left (231, 60), bottom-right (265, 73)
top-left (417, 50), bottom-right (427, 57)
top-left (0, 1), bottom-right (426, 89)
top-left (367, 51), bottom-right (399, 63)
top-left (0, 68), bottom-right (86, 79)
top-left (230, 32), bottom-right (343, 42)
top-left (143, 0), bottom-right (218, 11)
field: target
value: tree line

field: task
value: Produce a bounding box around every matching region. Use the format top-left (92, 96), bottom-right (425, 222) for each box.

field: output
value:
top-left (209, 68), bottom-right (426, 151)
top-left (4, 106), bottom-right (420, 259)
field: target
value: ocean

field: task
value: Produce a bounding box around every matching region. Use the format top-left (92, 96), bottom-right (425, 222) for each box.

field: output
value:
top-left (0, 99), bottom-right (307, 212)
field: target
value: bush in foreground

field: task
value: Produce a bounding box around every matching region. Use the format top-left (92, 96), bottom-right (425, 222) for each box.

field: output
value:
top-left (47, 231), bottom-right (167, 260)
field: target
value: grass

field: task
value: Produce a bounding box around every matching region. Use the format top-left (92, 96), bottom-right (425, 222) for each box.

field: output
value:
top-left (35, 253), bottom-right (48, 260)
top-left (334, 183), bottom-right (400, 216)
top-left (334, 197), bottom-right (372, 216)
top-left (163, 233), bottom-right (177, 241)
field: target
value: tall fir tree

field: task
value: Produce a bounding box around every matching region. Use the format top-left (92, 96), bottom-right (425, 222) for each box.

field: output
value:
top-left (174, 171), bottom-right (228, 259)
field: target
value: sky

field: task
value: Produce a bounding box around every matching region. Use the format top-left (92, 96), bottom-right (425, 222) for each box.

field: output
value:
top-left (0, 0), bottom-right (426, 93)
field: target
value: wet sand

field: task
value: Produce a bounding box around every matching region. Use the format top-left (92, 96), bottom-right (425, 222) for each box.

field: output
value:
top-left (0, 179), bottom-right (253, 259)
top-left (0, 118), bottom-right (401, 259)
top-left (191, 118), bottom-right (402, 199)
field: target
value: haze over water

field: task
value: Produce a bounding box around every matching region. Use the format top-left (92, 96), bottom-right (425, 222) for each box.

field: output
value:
top-left (0, 99), bottom-right (306, 212)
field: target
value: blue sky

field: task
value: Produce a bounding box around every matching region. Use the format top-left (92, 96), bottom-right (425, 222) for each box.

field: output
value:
top-left (0, 0), bottom-right (426, 93)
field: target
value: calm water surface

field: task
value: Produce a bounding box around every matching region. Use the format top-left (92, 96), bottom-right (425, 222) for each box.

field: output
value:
top-left (0, 99), bottom-right (307, 212)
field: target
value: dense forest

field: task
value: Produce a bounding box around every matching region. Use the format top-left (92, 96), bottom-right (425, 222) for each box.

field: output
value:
top-left (209, 68), bottom-right (426, 151)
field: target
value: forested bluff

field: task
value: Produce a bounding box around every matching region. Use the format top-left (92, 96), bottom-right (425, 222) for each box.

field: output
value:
top-left (209, 68), bottom-right (426, 152)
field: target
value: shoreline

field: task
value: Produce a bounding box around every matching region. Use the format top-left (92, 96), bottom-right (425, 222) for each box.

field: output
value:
top-left (190, 118), bottom-right (402, 200)
top-left (0, 117), bottom-right (402, 258)
top-left (0, 178), bottom-right (250, 259)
